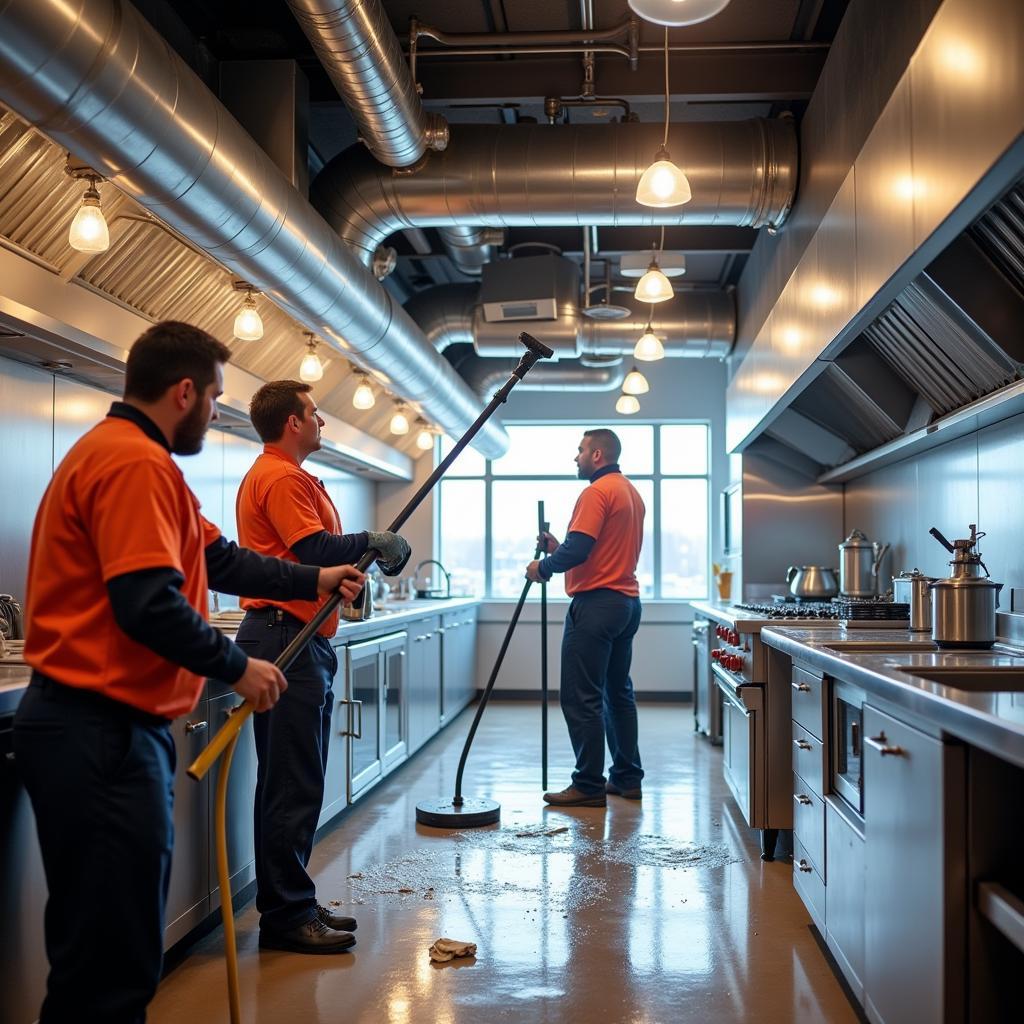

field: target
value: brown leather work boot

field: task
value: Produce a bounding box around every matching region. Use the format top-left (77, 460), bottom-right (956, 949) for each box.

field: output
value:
top-left (543, 785), bottom-right (607, 807)
top-left (605, 781), bottom-right (643, 800)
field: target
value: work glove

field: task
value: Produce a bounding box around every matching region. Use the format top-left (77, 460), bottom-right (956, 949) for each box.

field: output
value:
top-left (367, 530), bottom-right (412, 576)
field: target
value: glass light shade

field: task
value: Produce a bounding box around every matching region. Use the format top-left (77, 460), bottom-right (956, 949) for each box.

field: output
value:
top-left (390, 409), bottom-right (410, 435)
top-left (615, 393), bottom-right (641, 415)
top-left (233, 300), bottom-right (263, 341)
top-left (627, 0), bottom-right (732, 27)
top-left (68, 200), bottom-right (109, 253)
top-left (622, 367), bottom-right (650, 396)
top-left (634, 328), bottom-right (666, 362)
top-left (352, 381), bottom-right (375, 410)
top-left (634, 263), bottom-right (674, 303)
top-left (635, 157), bottom-right (692, 208)
top-left (416, 428), bottom-right (434, 451)
top-left (299, 350), bottom-right (323, 382)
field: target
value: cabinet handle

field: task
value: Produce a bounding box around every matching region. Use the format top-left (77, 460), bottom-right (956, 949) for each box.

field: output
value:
top-left (865, 733), bottom-right (905, 757)
top-left (398, 650), bottom-right (405, 658)
top-left (791, 681), bottom-right (811, 692)
top-left (794, 739), bottom-right (813, 751)
top-left (185, 720), bottom-right (208, 734)
top-left (339, 699), bottom-right (363, 739)
top-left (462, 619), bottom-right (473, 626)
top-left (415, 634), bottom-right (427, 642)
top-left (795, 794), bottom-right (813, 805)
top-left (437, 627), bottom-right (446, 635)
top-left (798, 859), bottom-right (814, 873)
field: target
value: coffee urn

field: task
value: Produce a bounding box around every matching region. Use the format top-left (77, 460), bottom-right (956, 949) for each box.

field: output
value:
top-left (928, 524), bottom-right (1002, 649)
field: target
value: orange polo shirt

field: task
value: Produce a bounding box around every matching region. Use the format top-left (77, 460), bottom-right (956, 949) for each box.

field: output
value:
top-left (237, 446), bottom-right (340, 636)
top-left (24, 415), bottom-right (219, 718)
top-left (565, 469), bottom-right (645, 597)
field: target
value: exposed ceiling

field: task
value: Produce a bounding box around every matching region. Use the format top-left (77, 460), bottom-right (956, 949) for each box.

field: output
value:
top-left (135, 0), bottom-right (848, 297)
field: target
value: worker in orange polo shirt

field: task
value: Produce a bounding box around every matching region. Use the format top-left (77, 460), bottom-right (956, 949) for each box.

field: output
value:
top-left (235, 380), bottom-right (410, 954)
top-left (13, 322), bottom-right (365, 1024)
top-left (526, 428), bottom-right (646, 808)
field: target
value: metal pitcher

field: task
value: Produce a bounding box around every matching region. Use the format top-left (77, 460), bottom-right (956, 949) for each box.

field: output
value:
top-left (838, 530), bottom-right (890, 598)
top-left (786, 565), bottom-right (839, 600)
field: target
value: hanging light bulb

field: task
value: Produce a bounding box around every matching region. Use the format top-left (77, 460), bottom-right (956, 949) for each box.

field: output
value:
top-left (390, 401), bottom-right (410, 435)
top-left (633, 260), bottom-right (674, 303)
top-left (622, 365), bottom-right (650, 396)
top-left (299, 333), bottom-right (323, 382)
top-left (628, 0), bottom-right (732, 27)
top-left (635, 28), bottom-right (692, 209)
top-left (616, 392), bottom-right (641, 415)
top-left (349, 366), bottom-right (376, 410)
top-left (232, 282), bottom-right (263, 341)
top-left (67, 174), bottom-right (110, 253)
top-left (414, 417), bottom-right (435, 451)
top-left (634, 324), bottom-right (666, 362)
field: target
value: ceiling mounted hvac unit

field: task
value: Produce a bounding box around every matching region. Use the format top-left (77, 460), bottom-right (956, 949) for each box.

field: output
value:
top-left (480, 254), bottom-right (580, 322)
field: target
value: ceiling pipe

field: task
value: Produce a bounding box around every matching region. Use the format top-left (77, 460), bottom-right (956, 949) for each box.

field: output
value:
top-left (0, 0), bottom-right (509, 459)
top-left (313, 120), bottom-right (798, 262)
top-left (285, 0), bottom-right (448, 168)
top-left (451, 350), bottom-right (625, 399)
top-left (437, 226), bottom-right (506, 276)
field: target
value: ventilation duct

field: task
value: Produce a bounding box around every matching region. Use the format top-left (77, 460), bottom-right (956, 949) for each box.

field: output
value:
top-left (438, 226), bottom-right (505, 277)
top-left (284, 0), bottom-right (448, 167)
top-left (313, 120), bottom-right (798, 262)
top-left (451, 351), bottom-right (625, 400)
top-left (0, 0), bottom-right (508, 458)
top-left (480, 255), bottom-right (578, 323)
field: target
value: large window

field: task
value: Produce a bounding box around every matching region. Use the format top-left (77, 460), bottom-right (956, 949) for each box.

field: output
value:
top-left (437, 423), bottom-right (710, 600)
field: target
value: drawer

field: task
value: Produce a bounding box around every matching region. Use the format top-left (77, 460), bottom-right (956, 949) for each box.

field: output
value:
top-left (793, 834), bottom-right (826, 933)
top-left (792, 721), bottom-right (824, 798)
top-left (793, 772), bottom-right (825, 878)
top-left (791, 665), bottom-right (825, 740)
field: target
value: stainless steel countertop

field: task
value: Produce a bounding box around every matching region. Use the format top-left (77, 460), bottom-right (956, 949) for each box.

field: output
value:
top-left (760, 625), bottom-right (1024, 770)
top-left (0, 597), bottom-right (478, 716)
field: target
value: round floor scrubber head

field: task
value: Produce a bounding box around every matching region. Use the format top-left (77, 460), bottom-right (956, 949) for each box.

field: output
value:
top-left (416, 796), bottom-right (501, 829)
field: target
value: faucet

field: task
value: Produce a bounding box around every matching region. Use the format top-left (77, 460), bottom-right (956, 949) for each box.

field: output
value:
top-left (414, 560), bottom-right (452, 598)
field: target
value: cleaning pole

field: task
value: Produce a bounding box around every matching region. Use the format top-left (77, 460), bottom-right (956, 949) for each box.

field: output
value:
top-left (538, 500), bottom-right (549, 791)
top-left (415, 522), bottom-right (548, 828)
top-left (189, 333), bottom-right (552, 1024)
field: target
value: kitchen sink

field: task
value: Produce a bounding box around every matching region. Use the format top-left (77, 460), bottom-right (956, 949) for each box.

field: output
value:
top-left (824, 640), bottom-right (938, 653)
top-left (896, 666), bottom-right (1024, 691)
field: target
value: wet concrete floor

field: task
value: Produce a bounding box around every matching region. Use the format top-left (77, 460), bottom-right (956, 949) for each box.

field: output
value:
top-left (148, 703), bottom-right (862, 1024)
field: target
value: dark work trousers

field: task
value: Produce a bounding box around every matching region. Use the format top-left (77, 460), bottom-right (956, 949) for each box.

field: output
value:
top-left (559, 588), bottom-right (644, 795)
top-left (13, 674), bottom-right (175, 1024)
top-left (236, 608), bottom-right (337, 932)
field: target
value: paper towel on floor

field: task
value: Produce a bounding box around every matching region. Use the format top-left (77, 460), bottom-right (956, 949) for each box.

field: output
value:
top-left (428, 938), bottom-right (477, 962)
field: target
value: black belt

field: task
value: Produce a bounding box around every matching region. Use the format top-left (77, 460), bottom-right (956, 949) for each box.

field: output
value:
top-left (29, 671), bottom-right (170, 728)
top-left (245, 606), bottom-right (309, 630)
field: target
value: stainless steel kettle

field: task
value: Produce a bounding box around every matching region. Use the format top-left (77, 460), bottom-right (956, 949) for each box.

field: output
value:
top-left (928, 524), bottom-right (1002, 648)
top-left (839, 529), bottom-right (890, 597)
top-left (785, 565), bottom-right (839, 600)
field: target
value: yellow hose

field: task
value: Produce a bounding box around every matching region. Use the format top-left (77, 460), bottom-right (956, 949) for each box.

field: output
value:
top-left (214, 724), bottom-right (242, 1024)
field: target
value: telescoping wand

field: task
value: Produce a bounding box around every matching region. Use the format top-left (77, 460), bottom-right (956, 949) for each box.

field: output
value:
top-left (188, 332), bottom-right (552, 1024)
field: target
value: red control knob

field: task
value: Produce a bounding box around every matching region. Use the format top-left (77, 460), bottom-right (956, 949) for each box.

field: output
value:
top-left (729, 629), bottom-right (740, 646)
top-left (726, 654), bottom-right (737, 671)
top-left (711, 649), bottom-right (722, 661)
top-left (715, 625), bottom-right (724, 639)
top-left (734, 654), bottom-right (744, 672)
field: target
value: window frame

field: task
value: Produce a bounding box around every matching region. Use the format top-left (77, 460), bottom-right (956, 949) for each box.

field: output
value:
top-left (436, 420), bottom-right (712, 601)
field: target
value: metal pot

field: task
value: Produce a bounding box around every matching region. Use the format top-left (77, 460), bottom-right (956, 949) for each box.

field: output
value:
top-left (785, 565), bottom-right (839, 600)
top-left (928, 523), bottom-right (1002, 648)
top-left (892, 569), bottom-right (935, 632)
top-left (839, 529), bottom-right (890, 597)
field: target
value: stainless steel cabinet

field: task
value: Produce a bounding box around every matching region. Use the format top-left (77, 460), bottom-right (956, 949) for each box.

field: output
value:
top-left (319, 650), bottom-right (350, 828)
top-left (692, 617), bottom-right (721, 742)
top-left (825, 801), bottom-right (865, 1003)
top-left (441, 607), bottom-right (478, 722)
top-left (382, 637), bottom-right (408, 771)
top-left (863, 705), bottom-right (965, 1024)
top-left (407, 615), bottom-right (441, 754)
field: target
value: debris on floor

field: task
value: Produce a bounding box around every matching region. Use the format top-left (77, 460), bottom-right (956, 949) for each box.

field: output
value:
top-left (514, 825), bottom-right (569, 838)
top-left (428, 938), bottom-right (477, 963)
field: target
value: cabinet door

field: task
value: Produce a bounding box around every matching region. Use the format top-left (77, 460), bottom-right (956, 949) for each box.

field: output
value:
top-left (407, 618), bottom-right (439, 753)
top-left (863, 706), bottom-right (964, 1024)
top-left (381, 633), bottom-right (408, 771)
top-left (442, 609), bottom-right (478, 719)
top-left (826, 801), bottom-right (865, 1003)
top-left (458, 607), bottom-right (478, 705)
top-left (207, 693), bottom-right (257, 909)
top-left (165, 702), bottom-right (211, 947)
top-left (319, 645), bottom-right (349, 828)
top-left (346, 640), bottom-right (383, 800)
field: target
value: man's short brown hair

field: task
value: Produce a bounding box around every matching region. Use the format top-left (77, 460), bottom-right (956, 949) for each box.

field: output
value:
top-left (249, 380), bottom-right (312, 442)
top-left (124, 321), bottom-right (231, 402)
top-left (584, 428), bottom-right (622, 463)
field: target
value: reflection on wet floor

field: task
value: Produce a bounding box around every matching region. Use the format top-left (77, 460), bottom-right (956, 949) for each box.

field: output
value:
top-left (148, 703), bottom-right (861, 1024)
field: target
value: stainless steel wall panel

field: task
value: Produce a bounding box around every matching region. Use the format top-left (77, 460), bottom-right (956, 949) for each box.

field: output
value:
top-left (0, 356), bottom-right (51, 603)
top-left (843, 457), bottom-right (918, 580)
top-left (854, 75), bottom-right (915, 309)
top-left (910, 0), bottom-right (1024, 249)
top-left (914, 433), bottom-right (979, 576)
top-left (816, 170), bottom-right (859, 350)
top-left (977, 412), bottom-right (1024, 601)
top-left (52, 376), bottom-right (114, 465)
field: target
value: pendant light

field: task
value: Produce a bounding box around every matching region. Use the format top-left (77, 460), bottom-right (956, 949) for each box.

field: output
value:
top-left (633, 226), bottom-right (674, 303)
top-left (615, 392), bottom-right (641, 415)
top-left (232, 282), bottom-right (263, 341)
top-left (622, 365), bottom-right (650, 396)
top-left (414, 417), bottom-right (435, 451)
top-left (628, 0), bottom-right (732, 27)
top-left (66, 164), bottom-right (110, 253)
top-left (634, 321), bottom-right (666, 362)
top-left (390, 400), bottom-right (410, 436)
top-left (349, 365), bottom-right (376, 410)
top-left (298, 332), bottom-right (324, 382)
top-left (635, 28), bottom-right (692, 208)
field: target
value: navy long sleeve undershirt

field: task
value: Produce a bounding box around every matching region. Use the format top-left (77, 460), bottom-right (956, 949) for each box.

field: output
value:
top-left (538, 531), bottom-right (596, 580)
top-left (105, 536), bottom-right (320, 685)
top-left (291, 529), bottom-right (369, 567)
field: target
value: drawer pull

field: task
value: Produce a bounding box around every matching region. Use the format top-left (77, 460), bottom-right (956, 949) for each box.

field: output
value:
top-left (795, 794), bottom-right (813, 805)
top-left (865, 733), bottom-right (905, 757)
top-left (185, 720), bottom-right (208, 734)
top-left (798, 859), bottom-right (814, 873)
top-left (794, 739), bottom-right (813, 751)
top-left (791, 681), bottom-right (811, 693)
